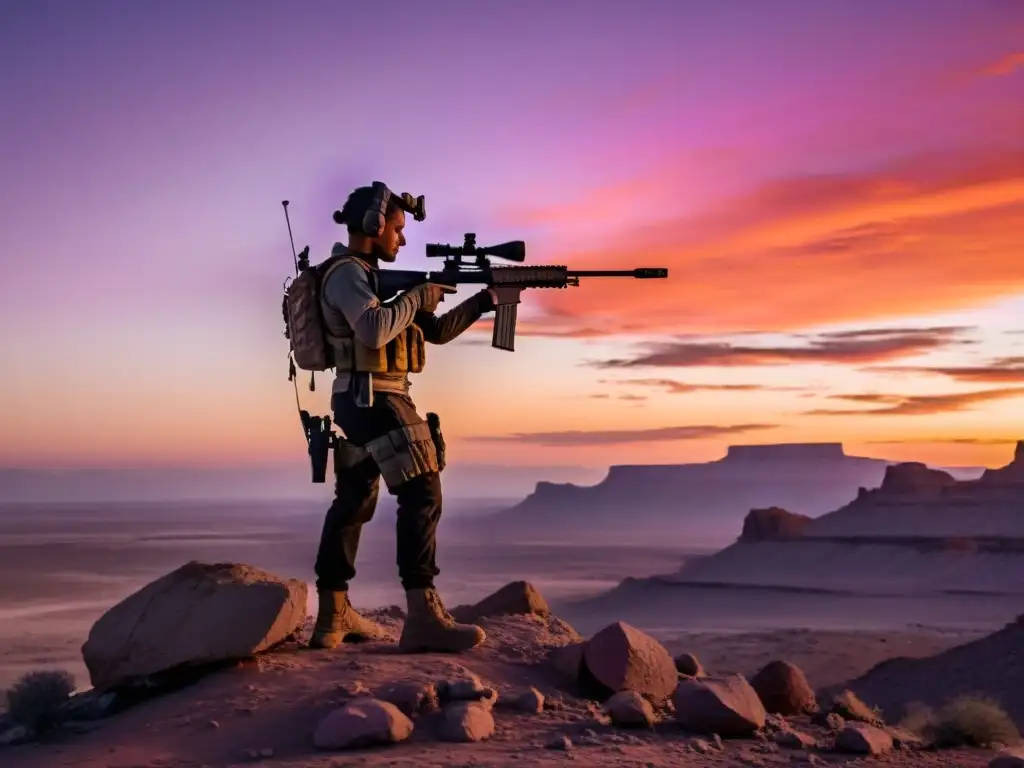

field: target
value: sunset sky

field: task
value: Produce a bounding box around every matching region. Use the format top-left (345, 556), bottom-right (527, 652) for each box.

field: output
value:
top-left (2, 0), bottom-right (1023, 488)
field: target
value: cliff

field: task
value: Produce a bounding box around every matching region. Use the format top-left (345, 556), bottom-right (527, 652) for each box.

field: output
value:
top-left (804, 441), bottom-right (1024, 540)
top-left (647, 439), bottom-right (1024, 595)
top-left (738, 507), bottom-right (813, 542)
top-left (723, 443), bottom-right (848, 462)
top-left (467, 443), bottom-right (893, 545)
top-left (978, 439), bottom-right (1024, 484)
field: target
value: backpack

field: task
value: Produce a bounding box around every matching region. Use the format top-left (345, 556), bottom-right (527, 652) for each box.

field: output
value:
top-left (282, 252), bottom-right (352, 371)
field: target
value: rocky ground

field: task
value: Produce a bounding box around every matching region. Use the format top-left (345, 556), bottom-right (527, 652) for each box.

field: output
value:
top-left (1, 563), bottom-right (1022, 768)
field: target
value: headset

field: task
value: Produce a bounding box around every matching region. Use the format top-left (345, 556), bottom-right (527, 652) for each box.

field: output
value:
top-left (332, 181), bottom-right (426, 237)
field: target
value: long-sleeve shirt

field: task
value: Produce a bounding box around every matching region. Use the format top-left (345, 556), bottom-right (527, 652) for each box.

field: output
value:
top-left (321, 244), bottom-right (495, 396)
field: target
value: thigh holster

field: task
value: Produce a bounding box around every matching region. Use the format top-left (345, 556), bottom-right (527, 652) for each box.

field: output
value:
top-left (364, 421), bottom-right (440, 491)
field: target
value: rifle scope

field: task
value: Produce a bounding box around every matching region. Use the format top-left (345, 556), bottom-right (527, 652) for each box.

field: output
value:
top-left (425, 232), bottom-right (526, 262)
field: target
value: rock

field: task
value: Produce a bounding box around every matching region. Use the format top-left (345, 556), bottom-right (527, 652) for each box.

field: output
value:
top-left (585, 701), bottom-right (612, 726)
top-left (674, 653), bottom-right (705, 677)
top-left (438, 674), bottom-right (495, 709)
top-left (547, 734), bottom-right (573, 750)
top-left (583, 621), bottom-right (677, 701)
top-left (774, 728), bottom-right (815, 749)
top-left (450, 581), bottom-right (550, 622)
top-left (547, 641), bottom-right (585, 681)
top-left (739, 507), bottom-right (812, 542)
top-left (438, 674), bottom-right (485, 699)
top-left (835, 722), bottom-right (894, 755)
top-left (885, 725), bottom-right (927, 750)
top-left (749, 660), bottom-right (817, 715)
top-left (438, 701), bottom-right (495, 742)
top-left (991, 747), bottom-right (1024, 767)
top-left (826, 689), bottom-right (883, 726)
top-left (810, 710), bottom-right (845, 730)
top-left (576, 728), bottom-right (602, 746)
top-left (81, 561), bottom-right (307, 689)
top-left (604, 690), bottom-right (656, 727)
top-left (59, 689), bottom-right (120, 721)
top-left (690, 737), bottom-right (717, 753)
top-left (312, 698), bottom-right (414, 750)
top-left (673, 674), bottom-right (767, 738)
top-left (374, 680), bottom-right (439, 717)
top-left (337, 680), bottom-right (370, 698)
top-left (510, 687), bottom-right (544, 713)
top-left (879, 462), bottom-right (955, 494)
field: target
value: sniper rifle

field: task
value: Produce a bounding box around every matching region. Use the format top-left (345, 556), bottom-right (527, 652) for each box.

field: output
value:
top-left (379, 232), bottom-right (668, 351)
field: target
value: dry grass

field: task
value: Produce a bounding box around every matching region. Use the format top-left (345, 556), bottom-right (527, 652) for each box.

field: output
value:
top-left (899, 694), bottom-right (1021, 749)
top-left (4, 668), bottom-right (76, 734)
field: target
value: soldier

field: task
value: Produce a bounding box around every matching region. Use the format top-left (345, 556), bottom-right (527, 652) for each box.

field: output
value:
top-left (309, 183), bottom-right (496, 653)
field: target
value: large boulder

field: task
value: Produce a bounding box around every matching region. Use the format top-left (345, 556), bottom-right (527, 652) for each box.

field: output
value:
top-left (582, 621), bottom-right (677, 702)
top-left (738, 507), bottom-right (812, 542)
top-left (835, 722), bottom-right (894, 755)
top-left (673, 674), bottom-right (767, 738)
top-left (313, 699), bottom-right (414, 750)
top-left (991, 747), bottom-right (1024, 768)
top-left (749, 660), bottom-right (817, 715)
top-left (450, 581), bottom-right (550, 622)
top-left (82, 561), bottom-right (307, 689)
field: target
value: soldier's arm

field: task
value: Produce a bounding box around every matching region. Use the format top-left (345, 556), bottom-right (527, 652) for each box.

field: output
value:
top-left (323, 261), bottom-right (423, 349)
top-left (415, 289), bottom-right (496, 345)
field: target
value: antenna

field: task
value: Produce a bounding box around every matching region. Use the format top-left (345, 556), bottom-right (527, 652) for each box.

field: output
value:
top-left (282, 200), bottom-right (298, 275)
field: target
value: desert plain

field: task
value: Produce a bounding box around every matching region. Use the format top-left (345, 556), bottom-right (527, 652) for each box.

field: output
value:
top-left (1, 443), bottom-right (1024, 767)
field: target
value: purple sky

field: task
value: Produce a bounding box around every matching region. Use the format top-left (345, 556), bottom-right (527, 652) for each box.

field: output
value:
top-left (1, 0), bottom-right (1023, 495)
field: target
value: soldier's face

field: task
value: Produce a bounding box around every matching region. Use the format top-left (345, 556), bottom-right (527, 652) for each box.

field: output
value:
top-left (373, 209), bottom-right (406, 262)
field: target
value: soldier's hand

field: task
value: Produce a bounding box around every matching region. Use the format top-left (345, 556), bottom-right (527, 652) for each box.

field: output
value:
top-left (415, 282), bottom-right (454, 313)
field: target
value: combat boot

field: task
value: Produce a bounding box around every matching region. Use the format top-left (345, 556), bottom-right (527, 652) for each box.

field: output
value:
top-left (398, 587), bottom-right (486, 653)
top-left (308, 590), bottom-right (390, 649)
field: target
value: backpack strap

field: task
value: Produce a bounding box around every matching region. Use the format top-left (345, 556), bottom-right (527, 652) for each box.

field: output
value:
top-left (321, 252), bottom-right (379, 298)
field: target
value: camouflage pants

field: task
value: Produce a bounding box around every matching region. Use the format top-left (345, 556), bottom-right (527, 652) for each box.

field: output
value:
top-left (314, 391), bottom-right (445, 593)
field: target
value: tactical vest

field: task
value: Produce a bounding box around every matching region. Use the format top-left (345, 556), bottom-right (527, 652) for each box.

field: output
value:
top-left (321, 255), bottom-right (426, 375)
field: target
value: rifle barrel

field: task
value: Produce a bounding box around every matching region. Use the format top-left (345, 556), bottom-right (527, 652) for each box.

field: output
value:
top-left (568, 268), bottom-right (668, 279)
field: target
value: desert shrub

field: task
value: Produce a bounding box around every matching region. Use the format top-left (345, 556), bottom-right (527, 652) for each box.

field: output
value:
top-left (4, 668), bottom-right (76, 734)
top-left (900, 694), bottom-right (1021, 748)
top-left (898, 700), bottom-right (938, 735)
top-left (933, 695), bottom-right (1021, 748)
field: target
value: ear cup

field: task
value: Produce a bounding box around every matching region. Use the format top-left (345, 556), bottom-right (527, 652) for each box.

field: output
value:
top-left (361, 181), bottom-right (391, 237)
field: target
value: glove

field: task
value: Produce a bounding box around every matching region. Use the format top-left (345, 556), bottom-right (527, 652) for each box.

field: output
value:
top-left (413, 282), bottom-right (454, 313)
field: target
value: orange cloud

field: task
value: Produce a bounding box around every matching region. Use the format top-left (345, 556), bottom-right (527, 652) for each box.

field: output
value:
top-left (869, 437), bottom-right (1020, 446)
top-left (506, 149), bottom-right (1024, 335)
top-left (607, 378), bottom-right (777, 394)
top-left (806, 387), bottom-right (1024, 416)
top-left (466, 422), bottom-right (778, 446)
top-left (590, 327), bottom-right (972, 368)
top-left (866, 357), bottom-right (1024, 383)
